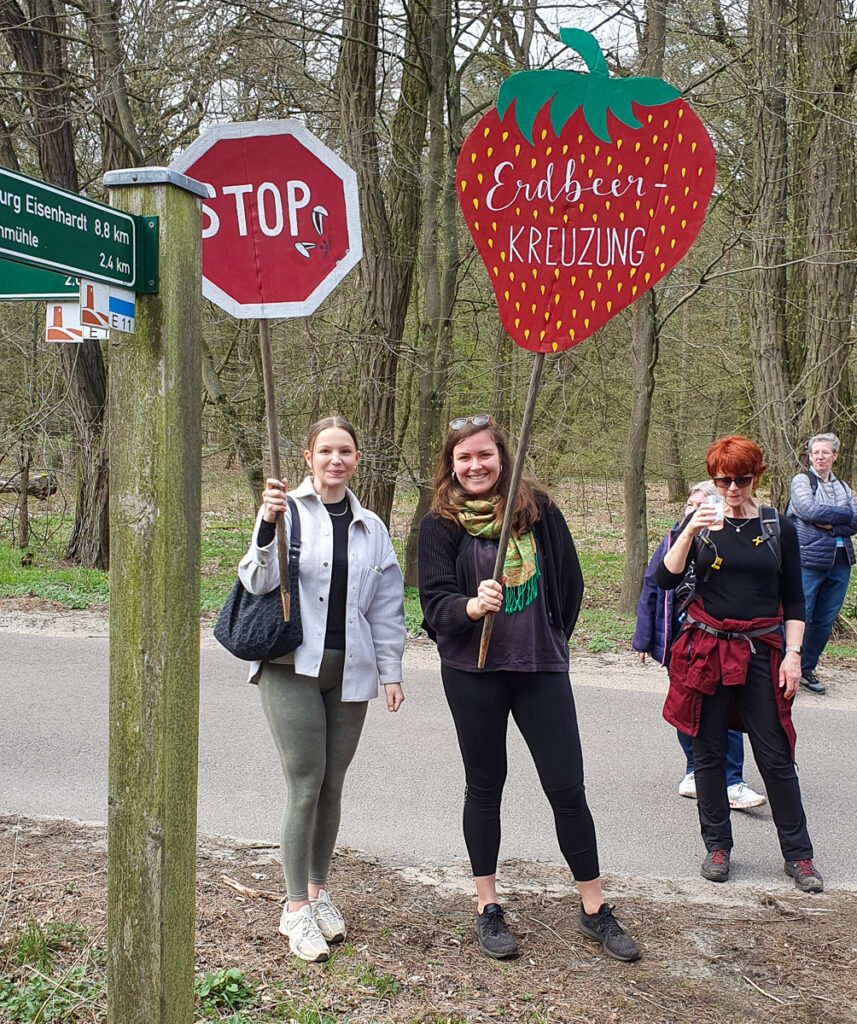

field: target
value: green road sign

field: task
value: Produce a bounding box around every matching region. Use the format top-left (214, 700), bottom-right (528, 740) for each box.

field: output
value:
top-left (0, 166), bottom-right (146, 289)
top-left (0, 259), bottom-right (78, 300)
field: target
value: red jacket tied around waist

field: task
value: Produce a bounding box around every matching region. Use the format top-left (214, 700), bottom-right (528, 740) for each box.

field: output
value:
top-left (662, 600), bottom-right (797, 759)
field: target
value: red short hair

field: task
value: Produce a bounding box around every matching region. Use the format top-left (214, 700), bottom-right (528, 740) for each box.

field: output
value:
top-left (705, 435), bottom-right (766, 479)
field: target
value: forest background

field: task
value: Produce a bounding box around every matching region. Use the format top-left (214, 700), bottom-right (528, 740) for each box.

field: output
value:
top-left (1, 0), bottom-right (856, 652)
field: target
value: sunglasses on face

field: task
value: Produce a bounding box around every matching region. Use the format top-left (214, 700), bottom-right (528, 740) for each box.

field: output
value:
top-left (713, 475), bottom-right (754, 488)
top-left (449, 414), bottom-right (493, 430)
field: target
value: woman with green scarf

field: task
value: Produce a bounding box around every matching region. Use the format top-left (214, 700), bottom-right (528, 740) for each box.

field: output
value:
top-left (418, 417), bottom-right (640, 964)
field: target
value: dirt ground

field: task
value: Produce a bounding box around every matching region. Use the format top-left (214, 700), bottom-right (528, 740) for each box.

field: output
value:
top-left (2, 815), bottom-right (856, 1024)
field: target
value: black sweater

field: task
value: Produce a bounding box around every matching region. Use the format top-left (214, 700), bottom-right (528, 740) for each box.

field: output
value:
top-left (418, 499), bottom-right (585, 643)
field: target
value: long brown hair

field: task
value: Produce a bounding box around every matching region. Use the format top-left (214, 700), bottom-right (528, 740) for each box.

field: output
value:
top-left (430, 420), bottom-right (548, 533)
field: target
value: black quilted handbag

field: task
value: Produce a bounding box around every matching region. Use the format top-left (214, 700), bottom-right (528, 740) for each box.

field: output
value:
top-left (214, 496), bottom-right (303, 660)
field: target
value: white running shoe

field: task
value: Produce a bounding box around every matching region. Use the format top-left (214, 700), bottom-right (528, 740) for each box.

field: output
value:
top-left (678, 771), bottom-right (697, 798)
top-left (278, 903), bottom-right (330, 962)
top-left (727, 781), bottom-right (767, 810)
top-left (311, 889), bottom-right (346, 943)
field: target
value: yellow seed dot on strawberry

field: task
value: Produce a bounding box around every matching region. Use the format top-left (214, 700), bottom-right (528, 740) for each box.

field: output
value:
top-left (655, 246), bottom-right (660, 255)
top-left (546, 147), bottom-right (552, 157)
top-left (515, 318), bottom-right (520, 328)
top-left (635, 141), bottom-right (641, 152)
top-left (505, 290), bottom-right (510, 300)
top-left (473, 198), bottom-right (479, 210)
top-left (510, 271), bottom-right (515, 282)
top-left (679, 107), bottom-right (684, 117)
top-left (649, 208), bottom-right (654, 217)
top-left (592, 213), bottom-right (597, 223)
top-left (461, 180), bottom-right (467, 191)
top-left (578, 134), bottom-right (583, 143)
top-left (632, 285), bottom-right (637, 296)
top-left (563, 214), bottom-right (569, 223)
top-left (579, 290), bottom-right (584, 300)
top-left (554, 292), bottom-right (560, 303)
top-left (524, 329), bottom-right (530, 339)
top-left (581, 153), bottom-right (586, 164)
top-left (572, 308), bottom-right (577, 317)
top-left (549, 204), bottom-right (554, 215)
top-left (671, 239), bottom-right (676, 248)
top-left (484, 126), bottom-right (490, 138)
top-left (660, 262), bottom-right (665, 271)
top-left (579, 203), bottom-right (584, 212)
top-left (619, 211), bottom-right (625, 222)
top-left (697, 167), bottom-right (702, 175)
top-left (487, 147), bottom-right (493, 157)
top-left (681, 167), bottom-right (686, 177)
top-left (470, 153), bottom-right (476, 163)
top-left (541, 129), bottom-right (547, 140)
top-left (477, 173), bottom-right (483, 183)
top-left (663, 143), bottom-right (668, 151)
top-left (493, 266), bottom-right (499, 275)
top-left (693, 201), bottom-right (698, 209)
top-left (605, 200), bottom-right (611, 211)
top-left (568, 329), bottom-right (575, 340)
top-left (663, 119), bottom-right (669, 128)
top-left (531, 303), bottom-right (537, 314)
top-left (563, 144), bottom-right (569, 154)
top-left (594, 145), bottom-right (600, 156)
top-left (571, 275), bottom-right (576, 285)
top-left (515, 144), bottom-right (520, 156)
top-left (590, 299), bottom-right (596, 310)
top-left (543, 310), bottom-right (549, 322)
top-left (587, 268), bottom-right (593, 278)
top-left (660, 225), bottom-right (665, 234)
top-left (488, 238), bottom-right (493, 248)
top-left (607, 269), bottom-right (612, 279)
top-left (515, 301), bottom-right (520, 310)
top-left (552, 342), bottom-right (558, 352)
top-left (540, 330), bottom-right (545, 340)
top-left (684, 186), bottom-right (690, 195)
top-left (540, 285), bottom-right (545, 295)
top-left (629, 268), bottom-right (637, 277)
top-left (516, 207), bottom-right (521, 216)
top-left (617, 164), bottom-right (623, 173)
top-left (647, 113), bottom-right (653, 123)
top-left (670, 204), bottom-right (676, 214)
top-left (531, 158), bottom-right (537, 170)
top-left (532, 268), bottom-right (538, 279)
top-left (474, 220), bottom-right (479, 230)
top-left (522, 282), bottom-right (527, 292)
top-left (617, 139), bottom-right (623, 149)
top-left (617, 282), bottom-right (623, 293)
top-left (635, 200), bottom-right (641, 210)
top-left (691, 141), bottom-right (697, 153)
top-left (502, 131), bottom-right (509, 142)
top-left (607, 155), bottom-right (612, 166)
top-left (597, 281), bottom-right (602, 292)
top-left (556, 320), bottom-right (562, 329)
top-left (607, 301), bottom-right (612, 312)
top-left (585, 317), bottom-right (590, 327)
top-left (644, 156), bottom-right (650, 166)
top-left (645, 272), bottom-right (651, 283)
top-left (681, 219), bottom-right (687, 228)
top-left (653, 135), bottom-right (658, 144)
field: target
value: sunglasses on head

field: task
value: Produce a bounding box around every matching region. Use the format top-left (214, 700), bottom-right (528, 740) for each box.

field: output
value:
top-left (449, 414), bottom-right (493, 430)
top-left (713, 475), bottom-right (754, 488)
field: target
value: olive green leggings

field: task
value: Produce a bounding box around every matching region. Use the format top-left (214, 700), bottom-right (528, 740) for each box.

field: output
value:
top-left (258, 651), bottom-right (367, 902)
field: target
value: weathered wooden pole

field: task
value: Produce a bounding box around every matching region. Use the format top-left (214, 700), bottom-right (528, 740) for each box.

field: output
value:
top-left (104, 167), bottom-right (205, 1024)
top-left (478, 350), bottom-right (546, 668)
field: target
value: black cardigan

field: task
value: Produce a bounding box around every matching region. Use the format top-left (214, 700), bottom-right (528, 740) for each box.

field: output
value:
top-left (418, 499), bottom-right (585, 642)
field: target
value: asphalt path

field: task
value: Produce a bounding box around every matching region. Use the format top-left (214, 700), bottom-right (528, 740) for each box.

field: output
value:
top-left (3, 626), bottom-right (856, 891)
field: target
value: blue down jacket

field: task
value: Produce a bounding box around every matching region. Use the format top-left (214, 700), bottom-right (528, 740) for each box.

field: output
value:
top-left (788, 469), bottom-right (857, 571)
top-left (633, 527), bottom-right (677, 667)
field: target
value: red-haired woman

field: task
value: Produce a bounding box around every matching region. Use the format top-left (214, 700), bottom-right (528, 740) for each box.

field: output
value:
top-left (656, 435), bottom-right (822, 892)
top-left (418, 416), bottom-right (639, 963)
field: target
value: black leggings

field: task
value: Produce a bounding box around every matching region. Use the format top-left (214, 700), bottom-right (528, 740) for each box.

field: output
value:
top-left (693, 648), bottom-right (813, 860)
top-left (440, 664), bottom-right (600, 882)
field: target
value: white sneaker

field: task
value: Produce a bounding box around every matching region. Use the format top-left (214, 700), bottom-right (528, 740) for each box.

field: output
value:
top-left (311, 889), bottom-right (346, 943)
top-left (278, 903), bottom-right (330, 962)
top-left (727, 781), bottom-right (767, 811)
top-left (678, 771), bottom-right (697, 798)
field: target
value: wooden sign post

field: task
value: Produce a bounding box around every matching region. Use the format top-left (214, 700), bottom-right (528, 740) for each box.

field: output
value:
top-left (104, 167), bottom-right (206, 1024)
top-left (455, 29), bottom-right (717, 666)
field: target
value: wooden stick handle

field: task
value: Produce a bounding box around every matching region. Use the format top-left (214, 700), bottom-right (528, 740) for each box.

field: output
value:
top-left (258, 318), bottom-right (291, 621)
top-left (478, 351), bottom-right (546, 668)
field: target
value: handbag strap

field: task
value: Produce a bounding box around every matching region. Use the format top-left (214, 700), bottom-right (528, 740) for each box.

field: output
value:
top-left (286, 495), bottom-right (301, 569)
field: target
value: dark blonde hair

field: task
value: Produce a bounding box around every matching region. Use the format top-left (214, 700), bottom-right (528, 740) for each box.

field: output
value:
top-left (430, 420), bottom-right (548, 533)
top-left (306, 416), bottom-right (359, 455)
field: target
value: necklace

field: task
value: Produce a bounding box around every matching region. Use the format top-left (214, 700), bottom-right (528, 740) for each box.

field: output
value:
top-left (325, 500), bottom-right (350, 517)
top-left (723, 515), bottom-right (756, 533)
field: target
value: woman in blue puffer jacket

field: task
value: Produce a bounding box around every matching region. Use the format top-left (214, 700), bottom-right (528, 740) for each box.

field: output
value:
top-left (633, 482), bottom-right (765, 810)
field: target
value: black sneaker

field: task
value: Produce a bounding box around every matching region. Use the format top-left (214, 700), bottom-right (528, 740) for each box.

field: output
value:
top-left (784, 858), bottom-right (824, 893)
top-left (799, 672), bottom-right (826, 694)
top-left (701, 848), bottom-right (730, 882)
top-left (578, 903), bottom-right (640, 962)
top-left (475, 904), bottom-right (518, 959)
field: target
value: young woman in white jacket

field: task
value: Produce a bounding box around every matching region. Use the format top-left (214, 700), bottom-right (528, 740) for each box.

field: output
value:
top-left (238, 416), bottom-right (405, 962)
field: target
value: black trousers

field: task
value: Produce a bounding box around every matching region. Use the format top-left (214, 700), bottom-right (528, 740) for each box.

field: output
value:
top-left (692, 649), bottom-right (813, 860)
top-left (440, 664), bottom-right (600, 882)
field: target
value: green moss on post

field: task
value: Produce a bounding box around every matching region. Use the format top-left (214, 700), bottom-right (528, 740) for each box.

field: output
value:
top-left (106, 177), bottom-right (202, 1024)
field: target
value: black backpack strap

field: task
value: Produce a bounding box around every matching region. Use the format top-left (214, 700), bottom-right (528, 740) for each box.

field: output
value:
top-left (286, 495), bottom-right (302, 565)
top-left (758, 505), bottom-right (781, 570)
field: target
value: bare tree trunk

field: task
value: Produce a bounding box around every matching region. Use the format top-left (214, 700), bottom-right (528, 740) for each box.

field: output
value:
top-left (17, 439), bottom-right (30, 548)
top-left (618, 0), bottom-right (666, 616)
top-left (797, 0), bottom-right (857, 441)
top-left (619, 291), bottom-right (658, 615)
top-left (746, 0), bottom-right (793, 507)
top-left (337, 0), bottom-right (430, 525)
top-left (403, 0), bottom-right (458, 586)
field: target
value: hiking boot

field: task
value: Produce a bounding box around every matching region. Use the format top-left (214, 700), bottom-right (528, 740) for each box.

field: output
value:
top-left (475, 903), bottom-right (518, 960)
top-left (701, 848), bottom-right (730, 882)
top-left (578, 903), bottom-right (640, 962)
top-left (311, 889), bottom-right (346, 943)
top-left (727, 782), bottom-right (766, 810)
top-left (799, 672), bottom-right (826, 695)
top-left (678, 771), bottom-right (697, 799)
top-left (278, 903), bottom-right (330, 962)
top-left (784, 859), bottom-right (824, 893)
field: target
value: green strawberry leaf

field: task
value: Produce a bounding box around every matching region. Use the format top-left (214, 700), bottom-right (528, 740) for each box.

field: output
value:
top-left (496, 27), bottom-right (680, 144)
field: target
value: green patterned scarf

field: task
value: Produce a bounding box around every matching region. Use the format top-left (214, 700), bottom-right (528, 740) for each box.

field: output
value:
top-left (457, 497), bottom-right (540, 613)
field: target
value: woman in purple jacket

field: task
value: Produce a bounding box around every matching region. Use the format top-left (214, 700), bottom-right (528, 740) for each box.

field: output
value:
top-left (633, 482), bottom-right (765, 810)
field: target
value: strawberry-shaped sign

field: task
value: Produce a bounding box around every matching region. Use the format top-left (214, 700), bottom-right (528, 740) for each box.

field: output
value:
top-left (457, 28), bottom-right (716, 353)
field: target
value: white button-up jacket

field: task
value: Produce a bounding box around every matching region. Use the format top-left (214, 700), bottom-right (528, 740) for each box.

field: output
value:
top-left (237, 477), bottom-right (405, 700)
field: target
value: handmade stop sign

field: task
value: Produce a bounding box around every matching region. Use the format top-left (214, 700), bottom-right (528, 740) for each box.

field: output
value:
top-left (457, 29), bottom-right (716, 353)
top-left (171, 120), bottom-right (361, 318)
